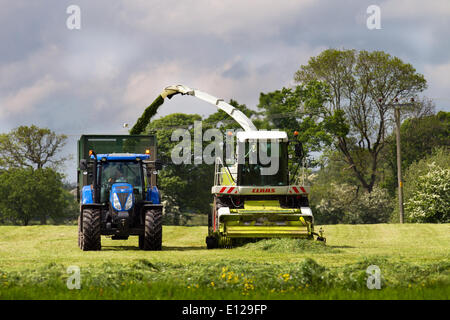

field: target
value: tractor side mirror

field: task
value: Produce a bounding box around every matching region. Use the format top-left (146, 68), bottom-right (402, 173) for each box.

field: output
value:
top-left (79, 159), bottom-right (88, 171)
top-left (295, 142), bottom-right (304, 160)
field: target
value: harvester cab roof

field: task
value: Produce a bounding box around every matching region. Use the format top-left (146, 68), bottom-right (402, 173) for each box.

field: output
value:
top-left (235, 131), bottom-right (288, 142)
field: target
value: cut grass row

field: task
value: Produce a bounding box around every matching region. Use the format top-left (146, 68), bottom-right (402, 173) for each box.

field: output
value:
top-left (1, 257), bottom-right (448, 299)
top-left (0, 224), bottom-right (449, 299)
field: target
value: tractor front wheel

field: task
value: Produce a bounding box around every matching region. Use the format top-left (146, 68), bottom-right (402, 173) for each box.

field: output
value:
top-left (143, 209), bottom-right (162, 250)
top-left (80, 208), bottom-right (101, 251)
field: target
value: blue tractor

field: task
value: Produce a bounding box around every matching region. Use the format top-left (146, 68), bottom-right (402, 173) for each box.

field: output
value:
top-left (77, 135), bottom-right (163, 251)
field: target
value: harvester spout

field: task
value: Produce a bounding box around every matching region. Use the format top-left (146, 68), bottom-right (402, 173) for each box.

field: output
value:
top-left (130, 84), bottom-right (257, 134)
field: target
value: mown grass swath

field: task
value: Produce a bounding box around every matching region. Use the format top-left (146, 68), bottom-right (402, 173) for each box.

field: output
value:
top-left (0, 224), bottom-right (449, 299)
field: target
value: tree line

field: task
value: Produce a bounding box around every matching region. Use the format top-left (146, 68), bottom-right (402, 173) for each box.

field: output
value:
top-left (0, 126), bottom-right (78, 225)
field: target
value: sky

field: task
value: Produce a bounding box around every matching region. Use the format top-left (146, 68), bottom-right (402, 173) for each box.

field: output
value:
top-left (1, 0), bottom-right (449, 183)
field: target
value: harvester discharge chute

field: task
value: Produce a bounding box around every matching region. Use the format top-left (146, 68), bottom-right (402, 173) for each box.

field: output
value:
top-left (131, 84), bottom-right (325, 249)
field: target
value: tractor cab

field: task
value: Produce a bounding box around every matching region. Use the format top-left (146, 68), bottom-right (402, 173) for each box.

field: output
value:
top-left (82, 152), bottom-right (161, 207)
top-left (96, 153), bottom-right (148, 205)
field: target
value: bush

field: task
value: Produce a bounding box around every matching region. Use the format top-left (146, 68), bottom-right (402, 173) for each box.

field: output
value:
top-left (313, 183), bottom-right (393, 224)
top-left (312, 183), bottom-right (353, 224)
top-left (405, 163), bottom-right (449, 223)
top-left (393, 147), bottom-right (450, 223)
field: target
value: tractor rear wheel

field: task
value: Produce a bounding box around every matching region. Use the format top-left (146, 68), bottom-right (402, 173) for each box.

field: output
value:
top-left (81, 208), bottom-right (101, 251)
top-left (143, 209), bottom-right (162, 250)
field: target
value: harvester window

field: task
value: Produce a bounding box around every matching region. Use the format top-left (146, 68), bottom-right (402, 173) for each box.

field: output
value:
top-left (238, 141), bottom-right (288, 186)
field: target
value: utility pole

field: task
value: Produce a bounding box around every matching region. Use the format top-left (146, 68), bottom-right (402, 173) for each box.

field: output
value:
top-left (382, 97), bottom-right (415, 224)
top-left (394, 105), bottom-right (404, 224)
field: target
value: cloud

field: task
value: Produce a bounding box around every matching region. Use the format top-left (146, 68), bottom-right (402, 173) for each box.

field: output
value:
top-left (119, 0), bottom-right (315, 39)
top-left (62, 31), bottom-right (139, 81)
top-left (424, 63), bottom-right (450, 110)
top-left (0, 45), bottom-right (61, 90)
top-left (0, 75), bottom-right (66, 117)
top-left (121, 42), bottom-right (321, 122)
top-left (425, 63), bottom-right (450, 88)
top-left (222, 58), bottom-right (249, 79)
top-left (382, 0), bottom-right (450, 19)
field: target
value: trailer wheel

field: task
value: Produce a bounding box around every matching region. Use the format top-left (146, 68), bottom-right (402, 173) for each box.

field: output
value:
top-left (138, 235), bottom-right (144, 249)
top-left (77, 215), bottom-right (83, 249)
top-left (143, 209), bottom-right (162, 250)
top-left (81, 208), bottom-right (101, 251)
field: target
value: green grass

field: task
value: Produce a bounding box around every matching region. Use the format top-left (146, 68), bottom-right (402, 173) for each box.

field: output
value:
top-left (241, 238), bottom-right (338, 253)
top-left (0, 224), bottom-right (449, 299)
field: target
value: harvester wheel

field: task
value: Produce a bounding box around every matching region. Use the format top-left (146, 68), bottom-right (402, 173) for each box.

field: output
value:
top-left (313, 228), bottom-right (326, 243)
top-left (81, 208), bottom-right (101, 251)
top-left (316, 236), bottom-right (326, 243)
top-left (206, 236), bottom-right (219, 249)
top-left (143, 209), bottom-right (162, 250)
top-left (219, 235), bottom-right (233, 249)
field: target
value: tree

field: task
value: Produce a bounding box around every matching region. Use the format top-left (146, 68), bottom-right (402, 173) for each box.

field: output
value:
top-left (258, 86), bottom-right (304, 132)
top-left (380, 111), bottom-right (449, 195)
top-left (145, 113), bottom-right (202, 162)
top-left (257, 83), bottom-right (333, 155)
top-left (204, 99), bottom-right (261, 131)
top-left (0, 168), bottom-right (73, 225)
top-left (145, 113), bottom-right (213, 224)
top-left (0, 125), bottom-right (68, 170)
top-left (294, 49), bottom-right (427, 192)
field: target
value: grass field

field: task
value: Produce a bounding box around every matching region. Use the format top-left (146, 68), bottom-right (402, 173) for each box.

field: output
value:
top-left (0, 224), bottom-right (449, 299)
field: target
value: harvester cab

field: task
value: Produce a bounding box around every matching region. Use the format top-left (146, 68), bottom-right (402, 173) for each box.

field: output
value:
top-left (77, 135), bottom-right (163, 251)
